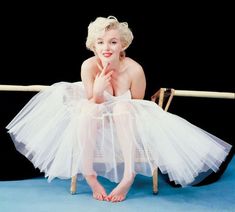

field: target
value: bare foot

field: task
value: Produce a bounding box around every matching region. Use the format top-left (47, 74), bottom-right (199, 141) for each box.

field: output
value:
top-left (107, 176), bottom-right (134, 202)
top-left (85, 175), bottom-right (107, 201)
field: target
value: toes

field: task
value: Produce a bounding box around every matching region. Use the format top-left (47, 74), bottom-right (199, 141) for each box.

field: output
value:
top-left (117, 196), bottom-right (124, 202)
top-left (110, 195), bottom-right (125, 202)
top-left (104, 196), bottom-right (109, 201)
top-left (106, 195), bottom-right (112, 201)
top-left (93, 193), bottom-right (103, 201)
top-left (96, 193), bottom-right (108, 201)
top-left (111, 196), bottom-right (117, 202)
top-left (102, 194), bottom-right (107, 200)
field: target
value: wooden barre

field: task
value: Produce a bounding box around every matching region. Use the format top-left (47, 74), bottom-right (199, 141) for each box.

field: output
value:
top-left (0, 85), bottom-right (49, 92)
top-left (151, 88), bottom-right (235, 100)
top-left (0, 84), bottom-right (234, 99)
top-left (173, 89), bottom-right (234, 99)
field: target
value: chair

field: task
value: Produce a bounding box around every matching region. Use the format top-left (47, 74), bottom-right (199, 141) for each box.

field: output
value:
top-left (70, 88), bottom-right (176, 195)
top-left (70, 87), bottom-right (234, 194)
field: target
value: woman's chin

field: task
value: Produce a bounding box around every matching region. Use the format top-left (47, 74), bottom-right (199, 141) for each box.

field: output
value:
top-left (101, 58), bottom-right (112, 66)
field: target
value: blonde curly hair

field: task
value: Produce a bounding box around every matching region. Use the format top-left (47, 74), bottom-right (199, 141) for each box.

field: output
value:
top-left (86, 16), bottom-right (134, 58)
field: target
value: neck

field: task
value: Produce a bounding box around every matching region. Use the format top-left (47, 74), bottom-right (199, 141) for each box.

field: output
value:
top-left (109, 62), bottom-right (121, 72)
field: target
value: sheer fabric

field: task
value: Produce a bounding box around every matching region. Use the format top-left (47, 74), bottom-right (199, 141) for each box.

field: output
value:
top-left (6, 81), bottom-right (232, 186)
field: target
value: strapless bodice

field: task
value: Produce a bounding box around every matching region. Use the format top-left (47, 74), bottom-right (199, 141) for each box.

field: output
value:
top-left (104, 90), bottom-right (131, 101)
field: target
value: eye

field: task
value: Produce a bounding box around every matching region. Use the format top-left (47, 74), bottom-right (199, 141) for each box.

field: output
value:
top-left (97, 41), bottom-right (103, 44)
top-left (111, 41), bottom-right (117, 44)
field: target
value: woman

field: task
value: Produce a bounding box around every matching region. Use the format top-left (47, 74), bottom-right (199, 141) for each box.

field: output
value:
top-left (6, 16), bottom-right (232, 202)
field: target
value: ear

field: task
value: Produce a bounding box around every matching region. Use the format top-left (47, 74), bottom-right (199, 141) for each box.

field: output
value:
top-left (121, 46), bottom-right (127, 51)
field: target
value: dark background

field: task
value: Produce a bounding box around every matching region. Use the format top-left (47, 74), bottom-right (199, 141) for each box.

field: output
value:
top-left (0, 3), bottom-right (234, 180)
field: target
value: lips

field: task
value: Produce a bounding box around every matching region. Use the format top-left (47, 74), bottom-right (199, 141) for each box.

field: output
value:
top-left (103, 53), bottom-right (112, 57)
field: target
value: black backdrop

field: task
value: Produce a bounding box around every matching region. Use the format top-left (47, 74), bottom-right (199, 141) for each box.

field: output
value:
top-left (0, 3), bottom-right (234, 180)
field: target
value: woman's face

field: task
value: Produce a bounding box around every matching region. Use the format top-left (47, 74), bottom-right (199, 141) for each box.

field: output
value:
top-left (94, 29), bottom-right (123, 66)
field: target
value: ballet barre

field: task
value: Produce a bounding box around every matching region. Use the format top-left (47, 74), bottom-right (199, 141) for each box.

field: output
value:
top-left (1, 85), bottom-right (233, 99)
top-left (0, 84), bottom-right (49, 92)
top-left (151, 88), bottom-right (235, 112)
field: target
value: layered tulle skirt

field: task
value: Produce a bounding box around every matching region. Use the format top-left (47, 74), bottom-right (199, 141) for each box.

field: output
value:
top-left (6, 81), bottom-right (232, 187)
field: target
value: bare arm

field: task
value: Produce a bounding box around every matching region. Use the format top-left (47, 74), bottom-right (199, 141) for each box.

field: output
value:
top-left (130, 65), bottom-right (146, 99)
top-left (81, 59), bottom-right (95, 100)
top-left (81, 58), bottom-right (112, 104)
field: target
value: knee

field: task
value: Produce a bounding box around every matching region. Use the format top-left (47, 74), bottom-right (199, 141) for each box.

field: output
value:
top-left (112, 102), bottom-right (132, 114)
top-left (80, 101), bottom-right (100, 116)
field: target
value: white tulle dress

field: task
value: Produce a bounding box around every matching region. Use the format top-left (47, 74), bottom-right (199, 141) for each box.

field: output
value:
top-left (6, 81), bottom-right (232, 187)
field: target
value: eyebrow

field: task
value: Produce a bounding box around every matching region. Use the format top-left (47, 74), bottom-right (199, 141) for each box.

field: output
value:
top-left (96, 37), bottom-right (119, 40)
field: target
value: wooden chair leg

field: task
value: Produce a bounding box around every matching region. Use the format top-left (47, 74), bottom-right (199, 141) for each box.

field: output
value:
top-left (152, 168), bottom-right (158, 194)
top-left (70, 175), bottom-right (77, 195)
top-left (151, 88), bottom-right (164, 195)
top-left (151, 88), bottom-right (174, 195)
top-left (158, 88), bottom-right (165, 108)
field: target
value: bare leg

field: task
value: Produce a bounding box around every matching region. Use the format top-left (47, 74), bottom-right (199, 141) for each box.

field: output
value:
top-left (82, 151), bottom-right (107, 201)
top-left (80, 104), bottom-right (107, 200)
top-left (107, 104), bottom-right (136, 202)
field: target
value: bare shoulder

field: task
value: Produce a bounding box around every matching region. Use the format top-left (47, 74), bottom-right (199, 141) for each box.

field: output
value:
top-left (125, 57), bottom-right (146, 99)
top-left (81, 56), bottom-right (98, 77)
top-left (125, 57), bottom-right (145, 76)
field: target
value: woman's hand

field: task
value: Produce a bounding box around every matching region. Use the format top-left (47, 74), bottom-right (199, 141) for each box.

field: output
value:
top-left (93, 63), bottom-right (113, 97)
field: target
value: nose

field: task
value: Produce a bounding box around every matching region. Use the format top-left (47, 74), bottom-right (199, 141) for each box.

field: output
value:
top-left (104, 43), bottom-right (110, 50)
